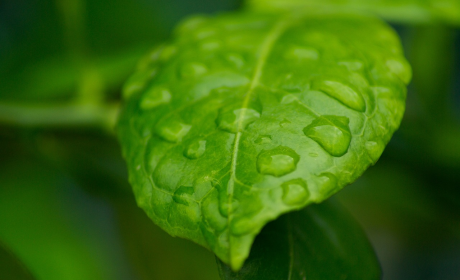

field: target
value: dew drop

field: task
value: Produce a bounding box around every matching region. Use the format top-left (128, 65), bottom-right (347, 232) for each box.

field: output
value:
top-left (281, 178), bottom-right (309, 206)
top-left (338, 60), bottom-right (363, 71)
top-left (123, 68), bottom-right (157, 99)
top-left (303, 115), bottom-right (351, 157)
top-left (280, 94), bottom-right (298, 104)
top-left (365, 140), bottom-right (384, 163)
top-left (254, 135), bottom-right (272, 145)
top-left (230, 217), bottom-right (257, 236)
top-left (313, 80), bottom-right (366, 112)
top-left (156, 119), bottom-right (191, 143)
top-left (257, 146), bottom-right (300, 177)
top-left (309, 152), bottom-right (318, 157)
top-left (217, 108), bottom-right (260, 133)
top-left (179, 62), bottom-right (207, 78)
top-left (226, 53), bottom-right (246, 69)
top-left (202, 189), bottom-right (227, 231)
top-left (140, 86), bottom-right (171, 110)
top-left (279, 118), bottom-right (291, 128)
top-left (317, 173), bottom-right (338, 197)
top-left (173, 186), bottom-right (195, 206)
top-left (200, 39), bottom-right (221, 51)
top-left (184, 139), bottom-right (206, 159)
top-left (386, 59), bottom-right (412, 84)
top-left (285, 46), bottom-right (319, 60)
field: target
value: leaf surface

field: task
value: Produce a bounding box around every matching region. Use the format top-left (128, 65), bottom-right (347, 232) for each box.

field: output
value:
top-left (217, 199), bottom-right (381, 280)
top-left (246, 0), bottom-right (460, 26)
top-left (117, 11), bottom-right (409, 270)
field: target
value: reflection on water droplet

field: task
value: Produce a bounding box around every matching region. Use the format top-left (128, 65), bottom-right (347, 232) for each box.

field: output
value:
top-left (184, 139), bottom-right (206, 159)
top-left (281, 178), bottom-right (309, 206)
top-left (217, 108), bottom-right (260, 133)
top-left (279, 118), bottom-right (291, 128)
top-left (254, 135), bottom-right (272, 145)
top-left (303, 115), bottom-right (351, 157)
top-left (313, 80), bottom-right (366, 112)
top-left (257, 146), bottom-right (299, 177)
top-left (156, 120), bottom-right (191, 143)
top-left (140, 86), bottom-right (171, 110)
top-left (365, 140), bottom-right (384, 163)
top-left (285, 46), bottom-right (319, 60)
top-left (179, 62), bottom-right (207, 78)
top-left (173, 186), bottom-right (195, 206)
top-left (386, 59), bottom-right (412, 84)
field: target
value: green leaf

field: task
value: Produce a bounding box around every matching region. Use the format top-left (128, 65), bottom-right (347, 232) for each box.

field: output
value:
top-left (217, 198), bottom-right (381, 280)
top-left (0, 243), bottom-right (35, 280)
top-left (117, 11), bottom-right (409, 270)
top-left (245, 0), bottom-right (460, 26)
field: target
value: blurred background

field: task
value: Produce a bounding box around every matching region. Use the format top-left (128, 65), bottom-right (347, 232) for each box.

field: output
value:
top-left (0, 0), bottom-right (459, 279)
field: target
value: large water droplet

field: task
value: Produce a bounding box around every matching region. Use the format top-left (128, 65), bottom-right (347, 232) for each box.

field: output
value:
top-left (281, 178), bottom-right (309, 206)
top-left (156, 119), bottom-right (191, 143)
top-left (217, 108), bottom-right (260, 133)
top-left (303, 115), bottom-right (351, 157)
top-left (184, 139), bottom-right (206, 159)
top-left (317, 173), bottom-right (338, 197)
top-left (230, 217), bottom-right (257, 236)
top-left (313, 80), bottom-right (366, 112)
top-left (202, 189), bottom-right (227, 231)
top-left (173, 186), bottom-right (195, 206)
top-left (254, 135), bottom-right (272, 145)
top-left (386, 58), bottom-right (412, 84)
top-left (179, 62), bottom-right (208, 79)
top-left (285, 46), bottom-right (319, 60)
top-left (257, 146), bottom-right (300, 177)
top-left (140, 86), bottom-right (171, 110)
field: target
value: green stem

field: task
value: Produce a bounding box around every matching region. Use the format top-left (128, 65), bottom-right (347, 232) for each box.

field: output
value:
top-left (0, 102), bottom-right (120, 132)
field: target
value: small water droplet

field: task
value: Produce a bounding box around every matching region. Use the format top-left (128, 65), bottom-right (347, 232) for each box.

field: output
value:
top-left (285, 46), bottom-right (319, 60)
top-left (140, 86), bottom-right (171, 110)
top-left (179, 62), bottom-right (207, 78)
top-left (279, 118), bottom-right (291, 128)
top-left (338, 60), bottom-right (363, 71)
top-left (309, 152), bottom-right (318, 157)
top-left (123, 68), bottom-right (158, 98)
top-left (217, 107), bottom-right (260, 133)
top-left (173, 186), bottom-right (195, 206)
top-left (254, 135), bottom-right (272, 145)
top-left (257, 146), bottom-right (300, 177)
top-left (313, 80), bottom-right (366, 112)
top-left (226, 53), bottom-right (246, 68)
top-left (200, 39), bottom-right (221, 51)
top-left (156, 119), bottom-right (191, 143)
top-left (386, 59), bottom-right (412, 84)
top-left (303, 115), bottom-right (351, 157)
top-left (230, 217), bottom-right (257, 236)
top-left (184, 139), bottom-right (206, 159)
top-left (317, 173), bottom-right (338, 197)
top-left (136, 165), bottom-right (141, 170)
top-left (202, 189), bottom-right (227, 231)
top-left (281, 94), bottom-right (298, 104)
top-left (281, 178), bottom-right (309, 206)
top-left (365, 140), bottom-right (384, 163)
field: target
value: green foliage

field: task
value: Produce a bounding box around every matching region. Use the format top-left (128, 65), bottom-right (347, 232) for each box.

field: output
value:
top-left (246, 0), bottom-right (460, 25)
top-left (118, 10), bottom-right (410, 269)
top-left (217, 199), bottom-right (381, 280)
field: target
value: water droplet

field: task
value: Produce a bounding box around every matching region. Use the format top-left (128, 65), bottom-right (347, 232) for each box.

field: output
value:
top-left (280, 94), bottom-right (298, 104)
top-left (309, 152), bottom-right (318, 157)
top-left (317, 173), bottom-right (338, 197)
top-left (254, 135), bottom-right (272, 145)
top-left (338, 60), bottom-right (363, 71)
top-left (184, 139), bottom-right (206, 159)
top-left (313, 80), bottom-right (366, 112)
top-left (285, 46), bottom-right (319, 60)
top-left (195, 27), bottom-right (217, 39)
top-left (365, 140), bottom-right (384, 163)
top-left (156, 119), bottom-right (191, 143)
top-left (217, 108), bottom-right (260, 133)
top-left (230, 217), bottom-right (257, 236)
top-left (386, 59), bottom-right (412, 84)
top-left (303, 115), bottom-right (351, 157)
top-left (123, 68), bottom-right (157, 98)
top-left (279, 118), bottom-right (291, 128)
top-left (202, 189), bottom-right (227, 231)
top-left (200, 39), bottom-right (221, 51)
top-left (257, 146), bottom-right (300, 177)
top-left (281, 178), bottom-right (309, 206)
top-left (173, 186), bottom-right (195, 206)
top-left (226, 53), bottom-right (246, 69)
top-left (176, 15), bottom-right (208, 34)
top-left (140, 86), bottom-right (171, 110)
top-left (179, 62), bottom-right (207, 78)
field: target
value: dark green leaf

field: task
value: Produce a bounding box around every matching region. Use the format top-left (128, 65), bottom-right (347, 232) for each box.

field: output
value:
top-left (217, 199), bottom-right (381, 280)
top-left (246, 0), bottom-right (460, 26)
top-left (118, 11), bottom-right (409, 269)
top-left (0, 243), bottom-right (35, 280)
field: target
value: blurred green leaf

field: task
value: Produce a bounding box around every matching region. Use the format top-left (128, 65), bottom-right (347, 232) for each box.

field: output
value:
top-left (0, 243), bottom-right (35, 280)
top-left (217, 198), bottom-right (381, 280)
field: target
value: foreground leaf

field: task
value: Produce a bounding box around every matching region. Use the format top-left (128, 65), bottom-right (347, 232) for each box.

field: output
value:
top-left (217, 199), bottom-right (381, 280)
top-left (118, 11), bottom-right (409, 269)
top-left (246, 0), bottom-right (460, 26)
